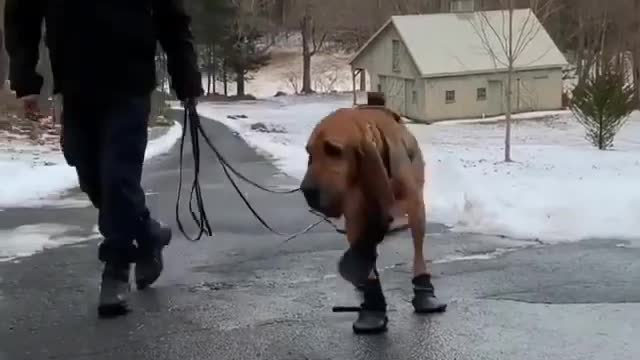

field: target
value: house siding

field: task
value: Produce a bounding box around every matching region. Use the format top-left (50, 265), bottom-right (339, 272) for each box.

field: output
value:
top-left (351, 25), bottom-right (420, 86)
top-left (351, 24), bottom-right (427, 120)
top-left (423, 68), bottom-right (563, 122)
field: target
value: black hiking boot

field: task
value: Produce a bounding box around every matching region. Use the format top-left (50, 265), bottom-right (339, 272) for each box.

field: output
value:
top-left (411, 274), bottom-right (447, 314)
top-left (353, 278), bottom-right (388, 335)
top-left (98, 262), bottom-right (131, 318)
top-left (135, 219), bottom-right (172, 290)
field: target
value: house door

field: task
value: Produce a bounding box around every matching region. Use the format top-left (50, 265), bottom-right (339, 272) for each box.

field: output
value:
top-left (488, 80), bottom-right (504, 115)
top-left (404, 79), bottom-right (416, 118)
top-left (517, 77), bottom-right (544, 112)
top-left (380, 76), bottom-right (406, 115)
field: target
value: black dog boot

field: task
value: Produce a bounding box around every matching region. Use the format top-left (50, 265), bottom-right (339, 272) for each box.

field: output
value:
top-left (411, 274), bottom-right (447, 314)
top-left (98, 261), bottom-right (131, 318)
top-left (354, 268), bottom-right (380, 293)
top-left (135, 219), bottom-right (172, 290)
top-left (338, 246), bottom-right (377, 289)
top-left (353, 278), bottom-right (388, 335)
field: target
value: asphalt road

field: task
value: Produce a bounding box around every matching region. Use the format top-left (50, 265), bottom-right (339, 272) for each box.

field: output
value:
top-left (0, 109), bottom-right (638, 360)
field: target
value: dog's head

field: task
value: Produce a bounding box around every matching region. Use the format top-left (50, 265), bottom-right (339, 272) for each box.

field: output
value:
top-left (301, 109), bottom-right (394, 222)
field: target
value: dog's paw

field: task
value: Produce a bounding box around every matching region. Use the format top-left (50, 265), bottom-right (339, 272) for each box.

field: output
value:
top-left (338, 247), bottom-right (376, 287)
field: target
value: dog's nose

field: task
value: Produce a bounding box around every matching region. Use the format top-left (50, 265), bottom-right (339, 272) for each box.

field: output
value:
top-left (301, 183), bottom-right (320, 208)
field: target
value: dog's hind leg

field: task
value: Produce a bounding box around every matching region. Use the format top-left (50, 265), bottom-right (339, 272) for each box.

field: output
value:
top-left (407, 190), bottom-right (428, 277)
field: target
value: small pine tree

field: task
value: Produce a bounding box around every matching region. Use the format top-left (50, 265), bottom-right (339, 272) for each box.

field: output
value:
top-left (570, 67), bottom-right (638, 150)
top-left (222, 23), bottom-right (271, 97)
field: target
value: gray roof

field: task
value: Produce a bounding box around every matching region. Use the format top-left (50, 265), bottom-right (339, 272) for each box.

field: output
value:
top-left (351, 9), bottom-right (568, 78)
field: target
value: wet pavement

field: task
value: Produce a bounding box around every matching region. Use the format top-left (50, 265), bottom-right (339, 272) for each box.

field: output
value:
top-left (0, 109), bottom-right (638, 360)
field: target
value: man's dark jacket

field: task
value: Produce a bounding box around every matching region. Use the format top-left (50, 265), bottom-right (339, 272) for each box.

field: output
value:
top-left (5, 0), bottom-right (202, 100)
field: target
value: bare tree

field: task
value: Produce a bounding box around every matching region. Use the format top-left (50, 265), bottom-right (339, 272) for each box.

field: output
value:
top-left (299, 1), bottom-right (327, 93)
top-left (0, 0), bottom-right (7, 89)
top-left (470, 0), bottom-right (558, 162)
top-left (282, 0), bottom-right (336, 94)
top-left (634, 0), bottom-right (640, 105)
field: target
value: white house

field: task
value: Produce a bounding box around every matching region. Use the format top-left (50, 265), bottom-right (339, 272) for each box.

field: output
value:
top-left (349, 7), bottom-right (569, 122)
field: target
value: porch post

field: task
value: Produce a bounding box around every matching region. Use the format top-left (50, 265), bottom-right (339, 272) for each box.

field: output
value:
top-left (352, 67), bottom-right (357, 105)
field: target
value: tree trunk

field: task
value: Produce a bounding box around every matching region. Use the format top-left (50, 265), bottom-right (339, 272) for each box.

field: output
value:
top-left (634, 0), bottom-right (640, 108)
top-left (236, 69), bottom-right (245, 96)
top-left (504, 0), bottom-right (514, 163)
top-left (635, 49), bottom-right (640, 109)
top-left (576, 10), bottom-right (585, 87)
top-left (301, 14), bottom-right (313, 94)
top-left (210, 44), bottom-right (216, 95)
top-left (223, 60), bottom-right (228, 97)
top-left (206, 44), bottom-right (213, 95)
top-left (0, 28), bottom-right (7, 89)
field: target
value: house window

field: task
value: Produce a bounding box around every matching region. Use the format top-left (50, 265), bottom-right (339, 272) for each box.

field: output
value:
top-left (392, 40), bottom-right (400, 73)
top-left (412, 90), bottom-right (417, 105)
top-left (377, 83), bottom-right (382, 92)
top-left (450, 0), bottom-right (475, 12)
top-left (477, 87), bottom-right (487, 101)
top-left (445, 90), bottom-right (456, 104)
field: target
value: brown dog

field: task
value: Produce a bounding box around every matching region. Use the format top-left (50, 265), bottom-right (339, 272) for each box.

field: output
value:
top-left (301, 103), bottom-right (446, 334)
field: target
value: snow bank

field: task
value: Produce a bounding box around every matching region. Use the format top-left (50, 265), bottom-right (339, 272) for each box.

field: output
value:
top-left (0, 224), bottom-right (99, 263)
top-left (0, 121), bottom-right (183, 209)
top-left (197, 95), bottom-right (640, 245)
top-left (414, 114), bottom-right (640, 243)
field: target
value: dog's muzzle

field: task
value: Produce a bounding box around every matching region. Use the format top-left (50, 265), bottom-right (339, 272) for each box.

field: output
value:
top-left (301, 179), bottom-right (333, 215)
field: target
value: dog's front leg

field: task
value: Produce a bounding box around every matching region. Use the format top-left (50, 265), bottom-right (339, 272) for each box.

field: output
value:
top-left (407, 190), bottom-right (447, 314)
top-left (338, 195), bottom-right (388, 334)
top-left (338, 194), bottom-right (382, 288)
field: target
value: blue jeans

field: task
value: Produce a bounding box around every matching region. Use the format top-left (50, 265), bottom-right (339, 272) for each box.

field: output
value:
top-left (61, 94), bottom-right (151, 262)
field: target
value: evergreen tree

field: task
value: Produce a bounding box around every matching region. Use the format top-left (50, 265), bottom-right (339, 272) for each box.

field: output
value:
top-left (189, 0), bottom-right (271, 97)
top-left (189, 0), bottom-right (235, 95)
top-left (571, 66), bottom-right (638, 150)
top-left (221, 19), bottom-right (271, 97)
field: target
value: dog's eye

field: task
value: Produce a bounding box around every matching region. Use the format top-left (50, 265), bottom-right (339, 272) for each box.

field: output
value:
top-left (324, 142), bottom-right (343, 158)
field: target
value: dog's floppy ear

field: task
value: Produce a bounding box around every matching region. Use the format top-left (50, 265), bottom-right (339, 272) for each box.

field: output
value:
top-left (356, 124), bottom-right (394, 219)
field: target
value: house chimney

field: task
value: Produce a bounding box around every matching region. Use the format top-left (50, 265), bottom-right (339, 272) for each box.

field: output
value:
top-left (449, 0), bottom-right (475, 13)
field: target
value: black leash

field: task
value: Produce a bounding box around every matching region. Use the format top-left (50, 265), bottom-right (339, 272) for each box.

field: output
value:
top-left (175, 102), bottom-right (331, 242)
top-left (175, 103), bottom-right (213, 241)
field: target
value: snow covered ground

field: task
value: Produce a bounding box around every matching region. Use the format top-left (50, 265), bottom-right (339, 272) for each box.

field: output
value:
top-left (0, 224), bottom-right (100, 263)
top-left (0, 121), bottom-right (183, 209)
top-left (196, 94), bottom-right (640, 245)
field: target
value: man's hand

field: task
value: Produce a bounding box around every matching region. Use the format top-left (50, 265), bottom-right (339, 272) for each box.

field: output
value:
top-left (20, 94), bottom-right (41, 122)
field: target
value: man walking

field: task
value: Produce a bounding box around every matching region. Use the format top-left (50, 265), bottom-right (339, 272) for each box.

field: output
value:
top-left (5, 0), bottom-right (203, 317)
